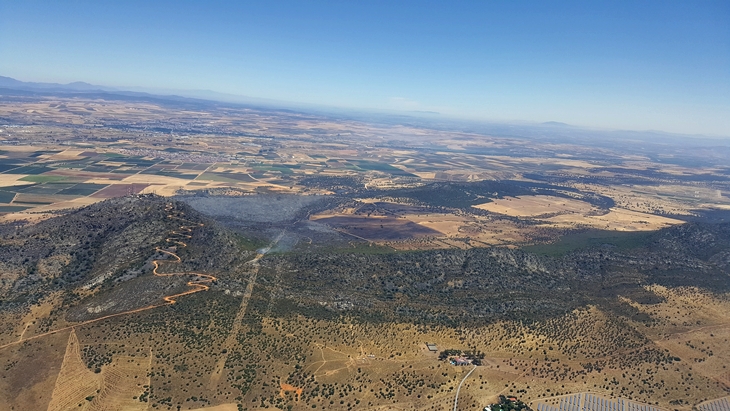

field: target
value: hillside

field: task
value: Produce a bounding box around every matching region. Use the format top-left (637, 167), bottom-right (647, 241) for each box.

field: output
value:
top-left (0, 195), bottom-right (251, 336)
top-left (0, 197), bottom-right (729, 410)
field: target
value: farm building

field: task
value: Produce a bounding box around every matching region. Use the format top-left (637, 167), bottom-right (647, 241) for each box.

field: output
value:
top-left (450, 357), bottom-right (471, 366)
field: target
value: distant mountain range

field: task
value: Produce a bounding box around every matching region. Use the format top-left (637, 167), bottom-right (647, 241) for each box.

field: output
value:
top-left (0, 75), bottom-right (294, 108)
top-left (0, 76), bottom-right (116, 92)
top-left (1, 75), bottom-right (727, 143)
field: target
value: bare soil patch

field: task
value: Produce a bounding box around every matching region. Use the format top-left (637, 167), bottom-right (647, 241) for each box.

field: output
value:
top-left (475, 195), bottom-right (683, 231)
top-left (0, 331), bottom-right (67, 410)
top-left (314, 215), bottom-right (442, 241)
top-left (473, 195), bottom-right (598, 217)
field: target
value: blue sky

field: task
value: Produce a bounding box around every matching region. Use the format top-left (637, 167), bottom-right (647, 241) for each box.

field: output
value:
top-left (0, 1), bottom-right (728, 136)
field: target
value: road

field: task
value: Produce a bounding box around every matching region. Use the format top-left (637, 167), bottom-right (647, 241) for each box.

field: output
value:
top-left (453, 364), bottom-right (477, 411)
top-left (151, 205), bottom-right (218, 304)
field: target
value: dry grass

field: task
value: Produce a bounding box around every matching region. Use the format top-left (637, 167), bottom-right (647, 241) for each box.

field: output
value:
top-left (404, 213), bottom-right (526, 245)
top-left (622, 286), bottom-right (730, 392)
top-left (474, 195), bottom-right (684, 231)
top-left (3, 289), bottom-right (727, 410)
top-left (47, 329), bottom-right (150, 411)
top-left (0, 174), bottom-right (28, 186)
top-left (546, 207), bottom-right (683, 231)
top-left (0, 330), bottom-right (67, 410)
top-left (86, 353), bottom-right (150, 411)
top-left (473, 195), bottom-right (597, 217)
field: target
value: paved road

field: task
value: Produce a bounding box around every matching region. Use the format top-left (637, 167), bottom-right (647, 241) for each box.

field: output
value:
top-left (454, 364), bottom-right (478, 411)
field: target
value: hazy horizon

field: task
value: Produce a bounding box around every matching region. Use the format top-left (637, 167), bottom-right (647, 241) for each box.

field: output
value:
top-left (1, 1), bottom-right (728, 136)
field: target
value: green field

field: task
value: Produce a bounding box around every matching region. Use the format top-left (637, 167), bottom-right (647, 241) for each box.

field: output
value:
top-left (102, 152), bottom-right (125, 158)
top-left (252, 164), bottom-right (294, 174)
top-left (49, 159), bottom-right (96, 168)
top-left (218, 171), bottom-right (256, 182)
top-left (181, 163), bottom-right (211, 170)
top-left (196, 172), bottom-right (247, 183)
top-left (349, 160), bottom-right (417, 177)
top-left (19, 175), bottom-right (69, 183)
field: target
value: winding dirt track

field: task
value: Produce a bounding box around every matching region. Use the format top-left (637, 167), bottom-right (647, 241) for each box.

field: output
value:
top-left (152, 203), bottom-right (217, 303)
top-left (0, 203), bottom-right (217, 351)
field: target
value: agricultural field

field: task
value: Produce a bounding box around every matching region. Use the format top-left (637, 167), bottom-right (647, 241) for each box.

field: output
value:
top-left (1, 92), bottom-right (730, 411)
top-left (2, 95), bottom-right (730, 236)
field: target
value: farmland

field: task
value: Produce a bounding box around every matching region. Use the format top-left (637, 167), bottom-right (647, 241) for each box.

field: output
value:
top-left (0, 92), bottom-right (729, 410)
top-left (1, 95), bottom-right (729, 239)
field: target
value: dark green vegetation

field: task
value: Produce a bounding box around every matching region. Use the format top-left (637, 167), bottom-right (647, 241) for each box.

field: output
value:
top-left (523, 229), bottom-right (653, 256)
top-left (382, 181), bottom-right (615, 210)
top-left (298, 177), bottom-right (616, 211)
top-left (489, 395), bottom-right (533, 411)
top-left (2, 197), bottom-right (730, 410)
top-left (5, 195), bottom-right (728, 331)
top-left (438, 349), bottom-right (485, 365)
top-left (0, 195), bottom-right (250, 312)
top-left (256, 217), bottom-right (730, 329)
